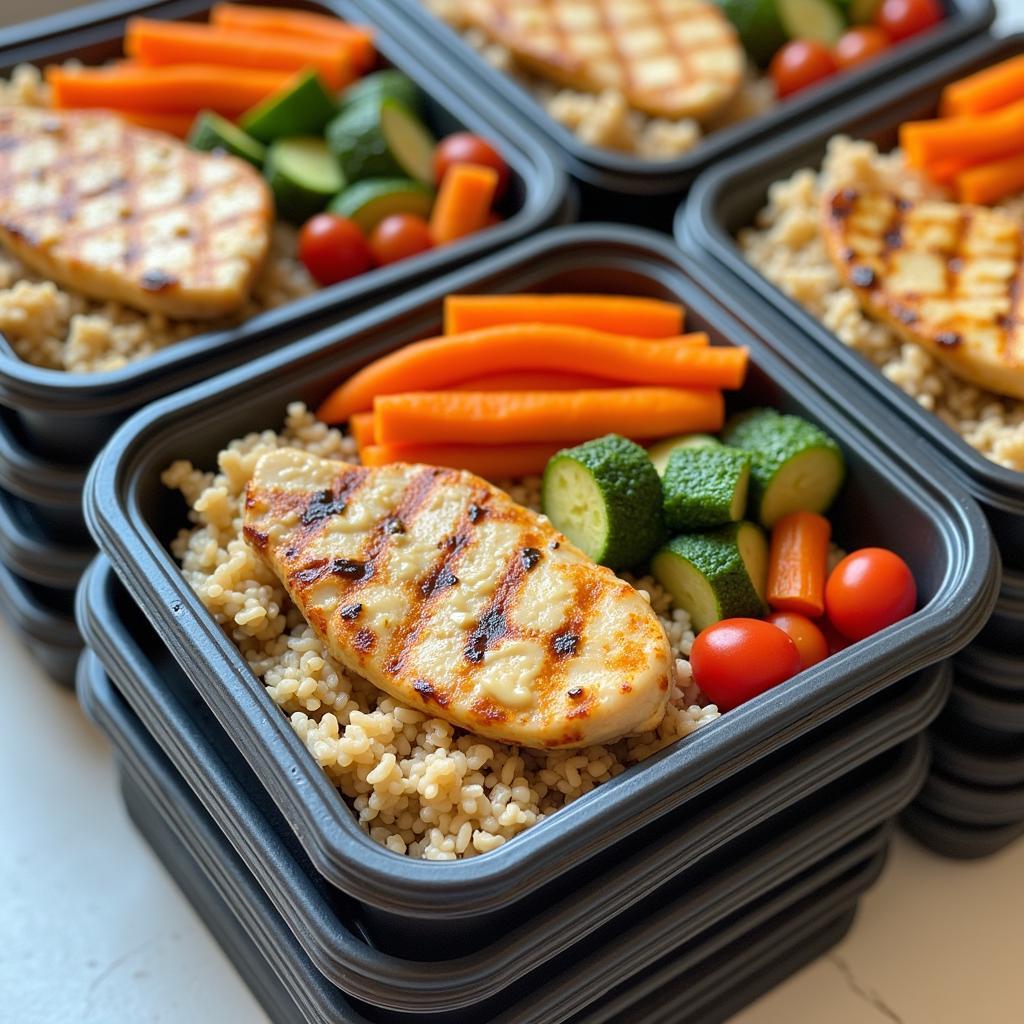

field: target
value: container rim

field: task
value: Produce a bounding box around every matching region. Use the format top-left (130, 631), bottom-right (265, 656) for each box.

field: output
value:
top-left (76, 553), bottom-right (939, 1009)
top-left (682, 31), bottom-right (1024, 504)
top-left (369, 0), bottom-right (995, 194)
top-left (84, 223), bottom-right (998, 916)
top-left (0, 557), bottom-right (79, 646)
top-left (0, 0), bottom-right (568, 411)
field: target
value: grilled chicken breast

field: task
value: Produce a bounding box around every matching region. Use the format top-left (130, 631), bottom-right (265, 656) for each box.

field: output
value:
top-left (0, 107), bottom-right (272, 319)
top-left (822, 186), bottom-right (1024, 400)
top-left (243, 449), bottom-right (674, 749)
top-left (463, 0), bottom-right (744, 122)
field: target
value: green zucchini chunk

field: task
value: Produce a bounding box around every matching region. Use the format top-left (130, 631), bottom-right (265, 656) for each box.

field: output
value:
top-left (662, 444), bottom-right (751, 531)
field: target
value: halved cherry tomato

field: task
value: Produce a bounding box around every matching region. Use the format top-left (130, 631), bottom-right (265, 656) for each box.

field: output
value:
top-left (825, 547), bottom-right (917, 641)
top-left (766, 612), bottom-right (830, 670)
top-left (690, 618), bottom-right (802, 712)
top-left (434, 133), bottom-right (510, 199)
top-left (874, 0), bottom-right (942, 43)
top-left (298, 214), bottom-right (373, 286)
top-left (834, 27), bottom-right (891, 69)
top-left (769, 40), bottom-right (838, 99)
top-left (368, 213), bottom-right (433, 266)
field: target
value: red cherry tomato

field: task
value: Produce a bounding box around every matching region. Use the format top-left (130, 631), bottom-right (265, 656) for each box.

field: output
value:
top-left (825, 547), bottom-right (917, 641)
top-left (874, 0), bottom-right (942, 43)
top-left (434, 132), bottom-right (510, 199)
top-left (821, 619), bottom-right (852, 656)
top-left (834, 27), bottom-right (891, 69)
top-left (766, 612), bottom-right (830, 670)
top-left (298, 214), bottom-right (373, 286)
top-left (769, 40), bottom-right (838, 99)
top-left (367, 213), bottom-right (433, 266)
top-left (690, 618), bottom-right (802, 712)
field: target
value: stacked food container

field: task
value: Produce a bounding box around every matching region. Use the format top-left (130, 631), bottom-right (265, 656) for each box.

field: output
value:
top-left (681, 33), bottom-right (1024, 858)
top-left (77, 224), bottom-right (998, 1022)
top-left (0, 0), bottom-right (568, 686)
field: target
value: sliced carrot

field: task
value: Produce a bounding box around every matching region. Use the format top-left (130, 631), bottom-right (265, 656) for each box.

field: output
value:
top-left (923, 155), bottom-right (978, 185)
top-left (359, 441), bottom-right (566, 478)
top-left (125, 18), bottom-right (355, 91)
top-left (429, 164), bottom-right (498, 245)
top-left (900, 100), bottom-right (1024, 168)
top-left (210, 3), bottom-right (375, 72)
top-left (443, 294), bottom-right (684, 336)
top-left (47, 63), bottom-right (291, 115)
top-left (766, 511), bottom-right (832, 618)
top-left (372, 388), bottom-right (724, 446)
top-left (116, 109), bottom-right (196, 137)
top-left (941, 55), bottom-right (1024, 117)
top-left (349, 411), bottom-right (377, 449)
top-left (954, 151), bottom-right (1024, 205)
top-left (315, 324), bottom-right (739, 423)
top-left (452, 370), bottom-right (622, 391)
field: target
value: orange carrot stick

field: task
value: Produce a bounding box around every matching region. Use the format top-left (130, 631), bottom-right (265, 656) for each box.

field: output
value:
top-left (767, 511), bottom-right (832, 617)
top-left (349, 411), bottom-right (377, 449)
top-left (210, 3), bottom-right (375, 72)
top-left (47, 63), bottom-right (291, 115)
top-left (452, 370), bottom-right (623, 391)
top-left (125, 18), bottom-right (354, 90)
top-left (443, 294), bottom-right (684, 336)
top-left (923, 155), bottom-right (978, 185)
top-left (941, 55), bottom-right (1024, 117)
top-left (116, 109), bottom-right (196, 137)
top-left (955, 151), bottom-right (1024, 204)
top-left (315, 324), bottom-right (738, 422)
top-left (430, 164), bottom-right (498, 245)
top-left (372, 388), bottom-right (724, 446)
top-left (900, 100), bottom-right (1024, 168)
top-left (359, 441), bottom-right (567, 478)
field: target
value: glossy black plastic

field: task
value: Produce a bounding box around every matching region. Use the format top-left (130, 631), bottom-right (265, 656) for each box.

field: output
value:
top-left (0, 558), bottom-right (80, 687)
top-left (903, 803), bottom-right (1024, 859)
top-left (83, 226), bottom-right (996, 929)
top-left (947, 682), bottom-right (1024, 734)
top-left (0, 486), bottom-right (92, 588)
top-left (372, 0), bottom-right (994, 216)
top-left (80, 643), bottom-right (897, 1023)
top-left (77, 554), bottom-right (936, 1006)
top-left (930, 728), bottom-right (1024, 789)
top-left (0, 0), bottom-right (567, 461)
top-left (956, 644), bottom-right (1024, 696)
top-left (918, 770), bottom-right (1024, 827)
top-left (682, 34), bottom-right (1024, 567)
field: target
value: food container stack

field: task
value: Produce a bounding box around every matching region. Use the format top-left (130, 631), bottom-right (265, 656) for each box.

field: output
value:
top-left (681, 33), bottom-right (1024, 858)
top-left (75, 225), bottom-right (996, 1021)
top-left (0, 0), bottom-right (569, 686)
top-left (367, 0), bottom-right (995, 222)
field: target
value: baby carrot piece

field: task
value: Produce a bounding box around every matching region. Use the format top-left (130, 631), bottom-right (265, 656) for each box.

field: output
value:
top-left (360, 441), bottom-right (566, 478)
top-left (429, 164), bottom-right (498, 245)
top-left (372, 388), bottom-right (724, 446)
top-left (900, 100), bottom-right (1024, 168)
top-left (767, 511), bottom-right (832, 618)
top-left (47, 63), bottom-right (291, 115)
top-left (210, 4), bottom-right (376, 72)
top-left (348, 411), bottom-right (377, 449)
top-left (125, 18), bottom-right (355, 90)
top-left (443, 294), bottom-right (684, 336)
top-left (941, 55), bottom-right (1024, 117)
top-left (315, 324), bottom-right (740, 422)
top-left (451, 370), bottom-right (622, 391)
top-left (955, 151), bottom-right (1024, 205)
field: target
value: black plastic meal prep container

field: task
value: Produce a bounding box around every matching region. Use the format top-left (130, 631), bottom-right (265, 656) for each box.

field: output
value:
top-left (78, 645), bottom-right (902, 1023)
top-left (946, 681), bottom-right (1024, 734)
top-left (681, 33), bottom-right (1024, 570)
top-left (978, 566), bottom-right (1024, 653)
top-left (0, 0), bottom-right (569, 463)
top-left (956, 644), bottom-right (1024, 696)
top-left (0, 485), bottom-right (92, 589)
top-left (82, 224), bottom-right (997, 938)
top-left (370, 0), bottom-right (994, 222)
top-left (930, 728), bottom-right (1024, 789)
top-left (903, 802), bottom-right (1024, 859)
top-left (76, 553), bottom-right (937, 1010)
top-left (917, 770), bottom-right (1024, 827)
top-left (0, 557), bottom-right (80, 687)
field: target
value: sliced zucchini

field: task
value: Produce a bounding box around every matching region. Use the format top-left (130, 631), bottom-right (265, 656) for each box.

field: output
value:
top-left (327, 98), bottom-right (436, 184)
top-left (327, 177), bottom-right (434, 233)
top-left (647, 433), bottom-right (721, 477)
top-left (241, 70), bottom-right (337, 143)
top-left (187, 111), bottom-right (266, 166)
top-left (722, 409), bottom-right (845, 528)
top-left (777, 0), bottom-right (846, 44)
top-left (651, 522), bottom-right (768, 632)
top-left (339, 69), bottom-right (422, 116)
top-left (715, 0), bottom-right (788, 67)
top-left (662, 445), bottom-right (751, 531)
top-left (264, 137), bottom-right (345, 223)
top-left (542, 434), bottom-right (664, 570)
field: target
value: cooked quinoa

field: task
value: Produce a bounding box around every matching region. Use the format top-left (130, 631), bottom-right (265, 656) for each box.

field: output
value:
top-left (740, 136), bottom-right (1024, 473)
top-left (423, 0), bottom-right (774, 161)
top-left (162, 404), bottom-right (720, 860)
top-left (0, 65), bottom-right (316, 374)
